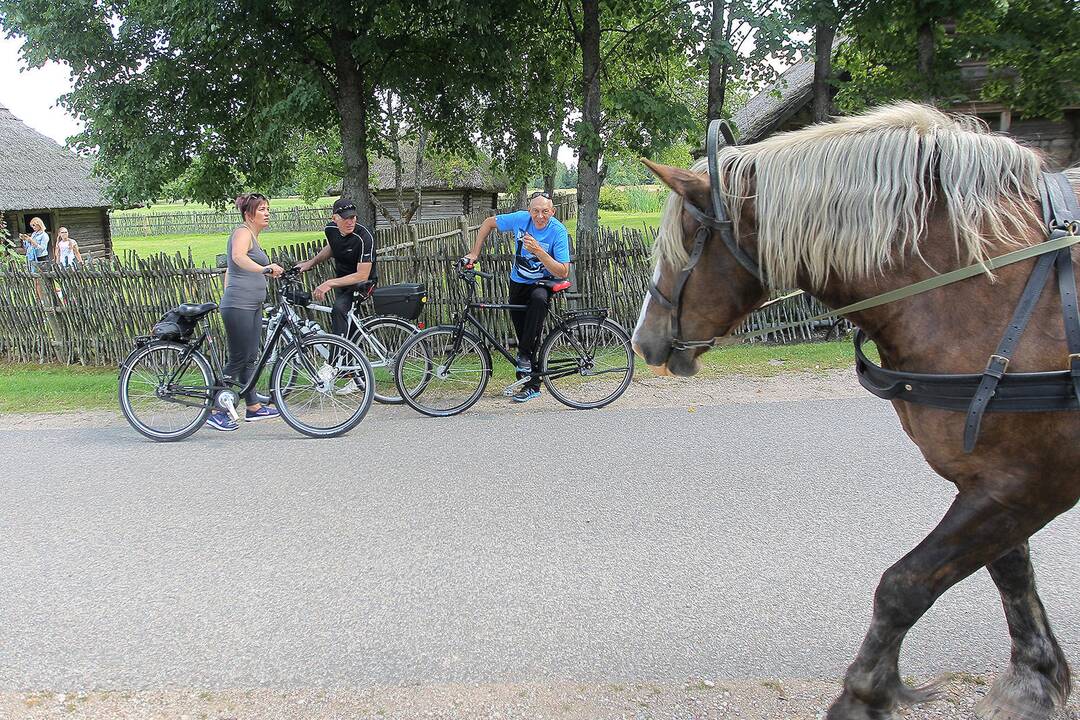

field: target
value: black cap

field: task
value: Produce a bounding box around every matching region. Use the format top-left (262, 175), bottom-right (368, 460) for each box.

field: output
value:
top-left (332, 198), bottom-right (358, 219)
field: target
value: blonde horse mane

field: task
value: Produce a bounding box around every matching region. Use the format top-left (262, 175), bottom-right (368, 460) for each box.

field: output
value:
top-left (654, 102), bottom-right (1045, 288)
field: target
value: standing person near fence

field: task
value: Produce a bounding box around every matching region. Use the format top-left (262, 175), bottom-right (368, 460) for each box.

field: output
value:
top-left (19, 217), bottom-right (51, 301)
top-left (53, 227), bottom-right (82, 267)
top-left (211, 192), bottom-right (284, 431)
top-left (462, 191), bottom-right (570, 403)
top-left (296, 197), bottom-right (377, 395)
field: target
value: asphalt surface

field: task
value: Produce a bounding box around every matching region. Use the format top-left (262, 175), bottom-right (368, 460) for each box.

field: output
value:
top-left (0, 396), bottom-right (1077, 692)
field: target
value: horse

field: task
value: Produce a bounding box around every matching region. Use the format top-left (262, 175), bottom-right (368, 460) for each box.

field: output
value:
top-left (633, 102), bottom-right (1079, 720)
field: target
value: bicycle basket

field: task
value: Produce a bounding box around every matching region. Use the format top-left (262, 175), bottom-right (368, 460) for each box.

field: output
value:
top-left (151, 310), bottom-right (197, 341)
top-left (285, 286), bottom-right (312, 306)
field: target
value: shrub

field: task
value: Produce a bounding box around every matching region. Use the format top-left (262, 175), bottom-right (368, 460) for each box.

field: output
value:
top-left (598, 186), bottom-right (630, 211)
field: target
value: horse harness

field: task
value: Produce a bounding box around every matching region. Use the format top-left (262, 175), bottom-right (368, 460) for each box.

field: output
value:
top-left (649, 119), bottom-right (1080, 453)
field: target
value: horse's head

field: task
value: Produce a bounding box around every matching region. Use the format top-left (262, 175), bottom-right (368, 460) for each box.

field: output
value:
top-left (633, 159), bottom-right (768, 376)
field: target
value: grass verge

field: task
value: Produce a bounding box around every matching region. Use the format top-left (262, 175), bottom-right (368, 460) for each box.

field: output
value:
top-left (0, 339), bottom-right (869, 415)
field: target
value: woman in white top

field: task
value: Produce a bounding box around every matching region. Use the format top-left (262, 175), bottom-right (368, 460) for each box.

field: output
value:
top-left (53, 227), bottom-right (83, 267)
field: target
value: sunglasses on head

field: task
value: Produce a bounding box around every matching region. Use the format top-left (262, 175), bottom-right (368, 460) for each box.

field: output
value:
top-left (528, 191), bottom-right (552, 201)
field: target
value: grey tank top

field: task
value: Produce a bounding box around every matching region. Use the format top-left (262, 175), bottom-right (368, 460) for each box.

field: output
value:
top-left (219, 228), bottom-right (270, 310)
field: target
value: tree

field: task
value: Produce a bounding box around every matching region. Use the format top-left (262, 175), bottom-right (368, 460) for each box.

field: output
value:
top-left (700, 0), bottom-right (800, 122)
top-left (0, 0), bottom-right (529, 227)
top-left (562, 0), bottom-right (699, 236)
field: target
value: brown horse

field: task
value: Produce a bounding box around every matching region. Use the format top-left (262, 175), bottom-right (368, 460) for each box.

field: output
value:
top-left (634, 103), bottom-right (1079, 720)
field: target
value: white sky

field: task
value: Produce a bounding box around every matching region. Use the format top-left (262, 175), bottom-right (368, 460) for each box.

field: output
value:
top-left (0, 34), bottom-right (82, 145)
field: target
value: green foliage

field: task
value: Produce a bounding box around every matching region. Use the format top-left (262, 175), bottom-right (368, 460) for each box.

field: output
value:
top-left (598, 186), bottom-right (631, 212)
top-left (972, 0), bottom-right (1080, 120)
top-left (597, 186), bottom-right (664, 213)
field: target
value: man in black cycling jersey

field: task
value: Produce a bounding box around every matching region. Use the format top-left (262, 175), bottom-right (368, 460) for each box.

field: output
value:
top-left (297, 197), bottom-right (377, 393)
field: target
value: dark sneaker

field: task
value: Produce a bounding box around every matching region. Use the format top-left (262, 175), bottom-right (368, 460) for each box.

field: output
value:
top-left (245, 405), bottom-right (280, 422)
top-left (206, 411), bottom-right (239, 431)
top-left (512, 388), bottom-right (542, 403)
top-left (515, 354), bottom-right (532, 373)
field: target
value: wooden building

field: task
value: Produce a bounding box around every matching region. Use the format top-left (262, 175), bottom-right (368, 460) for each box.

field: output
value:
top-left (367, 145), bottom-right (506, 225)
top-left (732, 56), bottom-right (1080, 170)
top-left (0, 102), bottom-right (112, 260)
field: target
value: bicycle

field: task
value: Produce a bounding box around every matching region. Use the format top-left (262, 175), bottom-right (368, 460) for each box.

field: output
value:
top-left (305, 283), bottom-right (423, 405)
top-left (393, 260), bottom-right (635, 417)
top-left (118, 267), bottom-right (374, 441)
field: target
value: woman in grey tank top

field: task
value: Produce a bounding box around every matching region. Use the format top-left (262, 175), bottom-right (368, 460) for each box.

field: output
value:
top-left (208, 193), bottom-right (284, 431)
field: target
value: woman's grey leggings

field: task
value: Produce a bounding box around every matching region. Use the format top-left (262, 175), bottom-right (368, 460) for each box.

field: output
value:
top-left (220, 306), bottom-right (263, 405)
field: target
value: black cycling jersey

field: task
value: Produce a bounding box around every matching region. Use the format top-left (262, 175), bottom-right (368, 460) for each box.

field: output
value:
top-left (324, 222), bottom-right (377, 283)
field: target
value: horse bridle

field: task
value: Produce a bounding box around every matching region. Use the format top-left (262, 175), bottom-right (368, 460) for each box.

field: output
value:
top-left (647, 119), bottom-right (764, 352)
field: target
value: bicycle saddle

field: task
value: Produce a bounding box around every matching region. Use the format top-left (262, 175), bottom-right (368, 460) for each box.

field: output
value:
top-left (537, 279), bottom-right (572, 293)
top-left (174, 302), bottom-right (218, 319)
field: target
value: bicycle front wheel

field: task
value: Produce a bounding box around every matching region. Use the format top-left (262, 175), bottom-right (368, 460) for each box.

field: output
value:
top-left (271, 334), bottom-right (374, 438)
top-left (395, 326), bottom-right (491, 417)
top-left (540, 318), bottom-right (635, 409)
top-left (351, 315), bottom-right (418, 405)
top-left (119, 342), bottom-right (214, 441)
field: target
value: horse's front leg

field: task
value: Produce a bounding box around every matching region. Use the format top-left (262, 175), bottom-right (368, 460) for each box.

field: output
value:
top-left (974, 541), bottom-right (1071, 720)
top-left (827, 491), bottom-right (1052, 720)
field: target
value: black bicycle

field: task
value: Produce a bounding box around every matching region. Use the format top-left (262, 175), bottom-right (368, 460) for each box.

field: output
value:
top-left (118, 267), bottom-right (374, 441)
top-left (393, 260), bottom-right (634, 417)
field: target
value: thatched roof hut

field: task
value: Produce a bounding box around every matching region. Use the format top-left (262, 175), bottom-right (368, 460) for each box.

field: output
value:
top-left (0, 102), bottom-right (112, 260)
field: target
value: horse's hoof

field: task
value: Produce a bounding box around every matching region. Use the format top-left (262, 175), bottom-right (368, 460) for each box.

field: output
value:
top-left (974, 669), bottom-right (1060, 720)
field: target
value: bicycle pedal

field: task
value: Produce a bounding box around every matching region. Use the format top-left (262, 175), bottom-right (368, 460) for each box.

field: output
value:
top-left (502, 377), bottom-right (529, 396)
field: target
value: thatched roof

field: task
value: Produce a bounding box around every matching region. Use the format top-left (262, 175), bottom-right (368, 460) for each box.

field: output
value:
top-left (0, 102), bottom-right (109, 210)
top-left (731, 59), bottom-right (815, 145)
top-left (368, 145), bottom-right (507, 193)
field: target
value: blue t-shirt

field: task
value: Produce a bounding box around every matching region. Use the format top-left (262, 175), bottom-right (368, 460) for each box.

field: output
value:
top-left (495, 211), bottom-right (571, 284)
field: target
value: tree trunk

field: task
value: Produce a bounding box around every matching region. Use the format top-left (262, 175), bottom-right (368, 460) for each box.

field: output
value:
top-left (706, 0), bottom-right (728, 121)
top-left (332, 29), bottom-right (374, 228)
top-left (576, 0), bottom-right (602, 238)
top-left (544, 135), bottom-right (559, 197)
top-left (917, 19), bottom-right (936, 102)
top-left (812, 22), bottom-right (836, 123)
top-left (407, 125), bottom-right (428, 223)
top-left (514, 182), bottom-right (528, 210)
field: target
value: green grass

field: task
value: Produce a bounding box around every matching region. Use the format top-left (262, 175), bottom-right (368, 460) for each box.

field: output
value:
top-left (112, 210), bottom-right (662, 266)
top-left (0, 363), bottom-right (119, 413)
top-left (0, 339), bottom-right (868, 415)
top-left (111, 197), bottom-right (338, 216)
top-left (112, 231), bottom-right (323, 266)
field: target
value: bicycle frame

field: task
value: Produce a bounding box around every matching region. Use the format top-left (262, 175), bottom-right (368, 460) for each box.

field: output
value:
top-left (447, 272), bottom-right (605, 383)
top-left (143, 284), bottom-right (334, 409)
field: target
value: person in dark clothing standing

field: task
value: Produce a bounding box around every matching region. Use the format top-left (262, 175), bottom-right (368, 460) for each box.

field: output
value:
top-left (297, 197), bottom-right (378, 335)
top-left (297, 198), bottom-right (377, 394)
top-left (463, 192), bottom-right (570, 403)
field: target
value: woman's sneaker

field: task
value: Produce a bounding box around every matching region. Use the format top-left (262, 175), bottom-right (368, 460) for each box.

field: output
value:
top-left (245, 405), bottom-right (280, 422)
top-left (206, 411), bottom-right (239, 431)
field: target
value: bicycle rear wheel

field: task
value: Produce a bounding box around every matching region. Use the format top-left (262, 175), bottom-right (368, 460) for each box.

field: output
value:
top-left (271, 334), bottom-right (374, 438)
top-left (540, 318), bottom-right (634, 409)
top-left (395, 326), bottom-right (491, 417)
top-left (351, 315), bottom-right (419, 404)
top-left (119, 342), bottom-right (214, 441)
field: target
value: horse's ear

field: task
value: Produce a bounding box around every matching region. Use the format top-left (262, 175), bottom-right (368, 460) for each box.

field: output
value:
top-left (641, 158), bottom-right (709, 210)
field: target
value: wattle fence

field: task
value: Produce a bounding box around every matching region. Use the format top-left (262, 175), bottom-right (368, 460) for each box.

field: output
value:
top-left (1, 217), bottom-right (840, 367)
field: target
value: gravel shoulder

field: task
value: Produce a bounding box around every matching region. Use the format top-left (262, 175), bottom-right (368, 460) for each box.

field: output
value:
top-left (2, 677), bottom-right (1077, 719)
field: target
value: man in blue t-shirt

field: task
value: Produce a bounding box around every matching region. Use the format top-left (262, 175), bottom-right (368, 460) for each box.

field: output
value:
top-left (463, 192), bottom-right (571, 402)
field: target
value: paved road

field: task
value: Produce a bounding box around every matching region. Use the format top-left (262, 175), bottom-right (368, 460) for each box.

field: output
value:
top-left (0, 396), bottom-right (1076, 691)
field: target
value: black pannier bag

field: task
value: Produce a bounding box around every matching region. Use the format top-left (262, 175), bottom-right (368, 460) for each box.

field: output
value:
top-left (372, 283), bottom-right (427, 320)
top-left (151, 310), bottom-right (198, 341)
